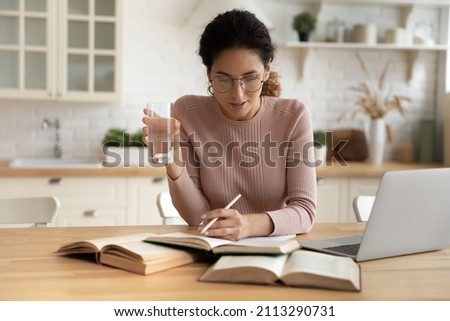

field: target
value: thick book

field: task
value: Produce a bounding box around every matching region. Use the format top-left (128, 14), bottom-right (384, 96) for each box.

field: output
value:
top-left (55, 233), bottom-right (200, 275)
top-left (145, 232), bottom-right (299, 255)
top-left (199, 250), bottom-right (361, 292)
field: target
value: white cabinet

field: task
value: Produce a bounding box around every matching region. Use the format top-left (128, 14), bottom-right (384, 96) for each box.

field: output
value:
top-left (0, 176), bottom-right (127, 226)
top-left (316, 176), bottom-right (380, 222)
top-left (127, 176), bottom-right (170, 225)
top-left (0, 0), bottom-right (121, 101)
top-left (0, 174), bottom-right (170, 227)
top-left (316, 177), bottom-right (348, 222)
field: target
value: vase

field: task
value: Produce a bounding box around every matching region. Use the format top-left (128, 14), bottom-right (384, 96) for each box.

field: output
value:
top-left (369, 118), bottom-right (386, 164)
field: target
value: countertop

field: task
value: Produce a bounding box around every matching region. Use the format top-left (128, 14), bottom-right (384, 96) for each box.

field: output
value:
top-left (0, 160), bottom-right (166, 177)
top-left (315, 160), bottom-right (445, 178)
top-left (0, 160), bottom-right (444, 178)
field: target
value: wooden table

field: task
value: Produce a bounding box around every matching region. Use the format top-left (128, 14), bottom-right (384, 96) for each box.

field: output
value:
top-left (1, 223), bottom-right (449, 300)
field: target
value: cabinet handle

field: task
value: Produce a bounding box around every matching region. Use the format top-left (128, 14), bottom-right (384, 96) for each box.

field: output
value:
top-left (317, 177), bottom-right (326, 185)
top-left (153, 176), bottom-right (166, 183)
top-left (48, 177), bottom-right (64, 185)
top-left (83, 210), bottom-right (98, 217)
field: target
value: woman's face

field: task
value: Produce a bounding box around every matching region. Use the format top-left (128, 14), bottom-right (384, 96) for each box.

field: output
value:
top-left (208, 48), bottom-right (270, 121)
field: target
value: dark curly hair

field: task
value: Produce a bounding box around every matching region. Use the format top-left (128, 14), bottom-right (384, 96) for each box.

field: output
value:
top-left (199, 9), bottom-right (281, 97)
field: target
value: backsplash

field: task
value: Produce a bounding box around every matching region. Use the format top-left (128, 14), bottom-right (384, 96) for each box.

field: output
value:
top-left (0, 0), bottom-right (441, 162)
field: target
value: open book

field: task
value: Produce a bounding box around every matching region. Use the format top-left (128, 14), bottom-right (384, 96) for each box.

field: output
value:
top-left (199, 250), bottom-right (361, 292)
top-left (55, 233), bottom-right (200, 275)
top-left (145, 232), bottom-right (299, 255)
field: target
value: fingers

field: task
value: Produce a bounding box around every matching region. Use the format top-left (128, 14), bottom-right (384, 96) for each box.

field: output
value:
top-left (198, 209), bottom-right (242, 239)
top-left (172, 118), bottom-right (181, 131)
top-left (143, 107), bottom-right (160, 118)
top-left (142, 126), bottom-right (149, 145)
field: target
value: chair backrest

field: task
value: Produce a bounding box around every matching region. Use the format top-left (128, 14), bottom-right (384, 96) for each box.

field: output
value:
top-left (0, 196), bottom-right (60, 228)
top-left (352, 195), bottom-right (375, 222)
top-left (156, 192), bottom-right (186, 225)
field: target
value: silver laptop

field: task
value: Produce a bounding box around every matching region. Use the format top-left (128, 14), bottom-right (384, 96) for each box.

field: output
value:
top-left (299, 168), bottom-right (450, 262)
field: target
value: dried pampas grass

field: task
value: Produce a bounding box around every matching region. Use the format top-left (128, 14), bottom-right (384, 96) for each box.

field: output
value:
top-left (343, 53), bottom-right (411, 120)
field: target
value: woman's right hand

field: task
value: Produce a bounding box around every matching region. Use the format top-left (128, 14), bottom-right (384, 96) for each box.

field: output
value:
top-left (142, 107), bottom-right (180, 150)
top-left (142, 108), bottom-right (184, 178)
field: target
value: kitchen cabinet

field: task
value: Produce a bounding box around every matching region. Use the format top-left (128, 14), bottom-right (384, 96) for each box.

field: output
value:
top-left (0, 175), bottom-right (171, 226)
top-left (0, 0), bottom-right (121, 101)
top-left (316, 177), bottom-right (349, 222)
top-left (0, 176), bottom-right (127, 226)
top-left (127, 176), bottom-right (170, 225)
top-left (316, 176), bottom-right (380, 222)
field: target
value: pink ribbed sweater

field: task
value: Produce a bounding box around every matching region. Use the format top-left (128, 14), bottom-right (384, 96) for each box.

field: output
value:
top-left (167, 95), bottom-right (317, 235)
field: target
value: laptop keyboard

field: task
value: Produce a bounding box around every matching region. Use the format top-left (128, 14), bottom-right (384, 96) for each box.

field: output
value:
top-left (324, 243), bottom-right (360, 256)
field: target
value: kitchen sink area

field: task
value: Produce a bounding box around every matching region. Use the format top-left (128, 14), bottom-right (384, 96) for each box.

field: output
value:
top-left (9, 158), bottom-right (102, 169)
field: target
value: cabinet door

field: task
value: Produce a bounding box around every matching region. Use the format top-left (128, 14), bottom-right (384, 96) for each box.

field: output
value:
top-left (59, 0), bottom-right (121, 101)
top-left (0, 176), bottom-right (127, 227)
top-left (316, 177), bottom-right (349, 222)
top-left (0, 0), bottom-right (121, 101)
top-left (0, 0), bottom-right (55, 99)
top-left (127, 176), bottom-right (169, 225)
top-left (57, 207), bottom-right (125, 226)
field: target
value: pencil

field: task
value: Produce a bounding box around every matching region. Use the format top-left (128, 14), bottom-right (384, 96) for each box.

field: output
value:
top-left (200, 194), bottom-right (242, 234)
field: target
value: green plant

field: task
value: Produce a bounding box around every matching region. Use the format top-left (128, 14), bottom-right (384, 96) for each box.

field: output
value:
top-left (102, 128), bottom-right (144, 147)
top-left (292, 12), bottom-right (317, 32)
top-left (313, 130), bottom-right (326, 148)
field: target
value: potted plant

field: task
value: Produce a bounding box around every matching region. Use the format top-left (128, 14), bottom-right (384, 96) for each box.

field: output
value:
top-left (292, 11), bottom-right (317, 42)
top-left (313, 130), bottom-right (327, 165)
top-left (102, 128), bottom-right (147, 167)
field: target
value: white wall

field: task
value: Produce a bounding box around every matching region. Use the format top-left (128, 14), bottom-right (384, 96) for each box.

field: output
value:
top-left (0, 0), bottom-right (441, 162)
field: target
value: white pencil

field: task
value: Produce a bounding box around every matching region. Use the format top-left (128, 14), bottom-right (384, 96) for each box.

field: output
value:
top-left (200, 194), bottom-right (242, 234)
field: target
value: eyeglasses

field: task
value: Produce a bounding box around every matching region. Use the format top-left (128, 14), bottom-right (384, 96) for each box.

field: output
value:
top-left (210, 75), bottom-right (265, 93)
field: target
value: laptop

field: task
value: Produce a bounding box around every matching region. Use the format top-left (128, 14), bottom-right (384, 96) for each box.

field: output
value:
top-left (299, 168), bottom-right (450, 261)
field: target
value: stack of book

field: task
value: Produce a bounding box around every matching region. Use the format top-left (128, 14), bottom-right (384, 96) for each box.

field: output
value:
top-left (56, 232), bottom-right (361, 292)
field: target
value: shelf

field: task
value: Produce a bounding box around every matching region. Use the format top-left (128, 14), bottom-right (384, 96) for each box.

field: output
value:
top-left (283, 41), bottom-right (448, 81)
top-left (284, 41), bottom-right (448, 51)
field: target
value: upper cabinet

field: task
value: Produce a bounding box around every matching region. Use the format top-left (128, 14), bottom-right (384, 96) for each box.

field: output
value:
top-left (0, 0), bottom-right (122, 101)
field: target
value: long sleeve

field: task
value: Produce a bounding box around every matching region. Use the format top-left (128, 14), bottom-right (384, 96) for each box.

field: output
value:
top-left (167, 95), bottom-right (316, 235)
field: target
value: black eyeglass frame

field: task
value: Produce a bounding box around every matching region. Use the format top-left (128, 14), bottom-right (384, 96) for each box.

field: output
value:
top-left (209, 74), bottom-right (265, 93)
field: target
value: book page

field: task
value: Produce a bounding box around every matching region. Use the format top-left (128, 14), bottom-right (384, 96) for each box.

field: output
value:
top-left (146, 233), bottom-right (295, 251)
top-left (220, 235), bottom-right (295, 248)
top-left (282, 250), bottom-right (357, 280)
top-left (213, 255), bottom-right (288, 277)
top-left (146, 232), bottom-right (233, 250)
top-left (102, 240), bottom-right (188, 262)
top-left (200, 254), bottom-right (289, 284)
top-left (55, 233), bottom-right (154, 254)
top-left (88, 233), bottom-right (155, 250)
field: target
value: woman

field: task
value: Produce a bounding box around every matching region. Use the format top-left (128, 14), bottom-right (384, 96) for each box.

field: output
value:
top-left (143, 9), bottom-right (316, 240)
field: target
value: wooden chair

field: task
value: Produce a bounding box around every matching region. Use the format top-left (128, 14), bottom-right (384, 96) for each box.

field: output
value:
top-left (156, 192), bottom-right (186, 225)
top-left (352, 195), bottom-right (375, 222)
top-left (0, 196), bottom-right (60, 227)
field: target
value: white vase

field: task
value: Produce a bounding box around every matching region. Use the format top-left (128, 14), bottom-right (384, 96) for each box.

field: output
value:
top-left (369, 118), bottom-right (386, 164)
